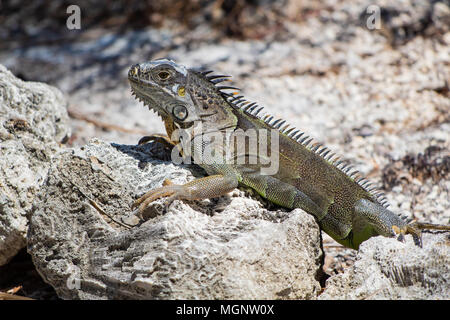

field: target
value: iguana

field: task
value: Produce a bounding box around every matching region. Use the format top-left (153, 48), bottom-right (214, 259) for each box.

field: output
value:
top-left (128, 58), bottom-right (449, 250)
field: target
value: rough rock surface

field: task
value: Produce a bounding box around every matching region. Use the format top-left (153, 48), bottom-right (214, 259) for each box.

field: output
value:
top-left (0, 65), bottom-right (70, 266)
top-left (320, 232), bottom-right (450, 299)
top-left (27, 139), bottom-right (323, 299)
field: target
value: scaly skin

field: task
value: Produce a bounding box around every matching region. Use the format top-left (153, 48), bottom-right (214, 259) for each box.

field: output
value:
top-left (128, 58), bottom-right (449, 250)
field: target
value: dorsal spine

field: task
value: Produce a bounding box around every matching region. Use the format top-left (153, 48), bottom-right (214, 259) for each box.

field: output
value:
top-left (201, 70), bottom-right (390, 208)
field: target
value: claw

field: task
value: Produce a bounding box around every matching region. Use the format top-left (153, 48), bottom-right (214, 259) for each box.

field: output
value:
top-left (412, 233), bottom-right (423, 248)
top-left (392, 223), bottom-right (422, 247)
top-left (138, 136), bottom-right (155, 145)
top-left (392, 225), bottom-right (407, 243)
top-left (406, 223), bottom-right (423, 248)
top-left (138, 134), bottom-right (177, 149)
top-left (132, 179), bottom-right (182, 214)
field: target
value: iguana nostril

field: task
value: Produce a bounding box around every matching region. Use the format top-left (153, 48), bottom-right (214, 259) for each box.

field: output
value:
top-left (129, 65), bottom-right (139, 78)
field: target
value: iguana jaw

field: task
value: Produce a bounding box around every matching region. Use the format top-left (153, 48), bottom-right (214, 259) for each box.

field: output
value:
top-left (129, 81), bottom-right (169, 119)
top-left (128, 63), bottom-right (171, 119)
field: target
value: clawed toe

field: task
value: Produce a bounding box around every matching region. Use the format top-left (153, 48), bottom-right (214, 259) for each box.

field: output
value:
top-left (138, 134), bottom-right (176, 149)
top-left (392, 224), bottom-right (423, 248)
top-left (406, 224), bottom-right (422, 248)
top-left (392, 225), bottom-right (406, 243)
top-left (132, 180), bottom-right (181, 213)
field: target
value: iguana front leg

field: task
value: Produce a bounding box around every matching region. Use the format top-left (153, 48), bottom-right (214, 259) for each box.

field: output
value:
top-left (133, 174), bottom-right (238, 213)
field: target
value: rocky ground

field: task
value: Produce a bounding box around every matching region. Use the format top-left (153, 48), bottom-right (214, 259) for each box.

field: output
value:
top-left (0, 0), bottom-right (449, 299)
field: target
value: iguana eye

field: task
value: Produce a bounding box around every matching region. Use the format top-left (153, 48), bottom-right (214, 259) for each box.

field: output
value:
top-left (173, 105), bottom-right (188, 121)
top-left (158, 71), bottom-right (170, 80)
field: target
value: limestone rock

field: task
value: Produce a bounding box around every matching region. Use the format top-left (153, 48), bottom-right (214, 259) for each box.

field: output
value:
top-left (27, 139), bottom-right (323, 299)
top-left (0, 65), bottom-right (70, 265)
top-left (319, 232), bottom-right (450, 300)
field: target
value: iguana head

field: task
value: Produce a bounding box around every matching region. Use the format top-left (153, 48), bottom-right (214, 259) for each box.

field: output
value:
top-left (128, 58), bottom-right (200, 124)
top-left (128, 59), bottom-right (237, 132)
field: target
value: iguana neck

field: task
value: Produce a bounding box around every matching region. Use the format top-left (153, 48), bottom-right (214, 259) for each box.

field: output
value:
top-left (186, 71), bottom-right (238, 135)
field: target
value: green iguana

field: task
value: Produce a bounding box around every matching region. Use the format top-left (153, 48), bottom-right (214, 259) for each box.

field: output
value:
top-left (128, 58), bottom-right (449, 250)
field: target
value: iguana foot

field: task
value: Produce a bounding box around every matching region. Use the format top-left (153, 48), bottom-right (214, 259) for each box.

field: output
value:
top-left (132, 174), bottom-right (239, 214)
top-left (405, 222), bottom-right (450, 248)
top-left (138, 134), bottom-right (177, 149)
top-left (132, 179), bottom-right (181, 213)
top-left (392, 224), bottom-right (422, 247)
top-left (137, 134), bottom-right (180, 161)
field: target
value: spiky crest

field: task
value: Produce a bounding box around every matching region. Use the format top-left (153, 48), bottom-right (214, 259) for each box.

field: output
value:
top-left (201, 69), bottom-right (390, 208)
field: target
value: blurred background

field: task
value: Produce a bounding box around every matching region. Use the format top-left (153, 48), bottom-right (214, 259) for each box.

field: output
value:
top-left (1, 0), bottom-right (448, 146)
top-left (0, 0), bottom-right (449, 299)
